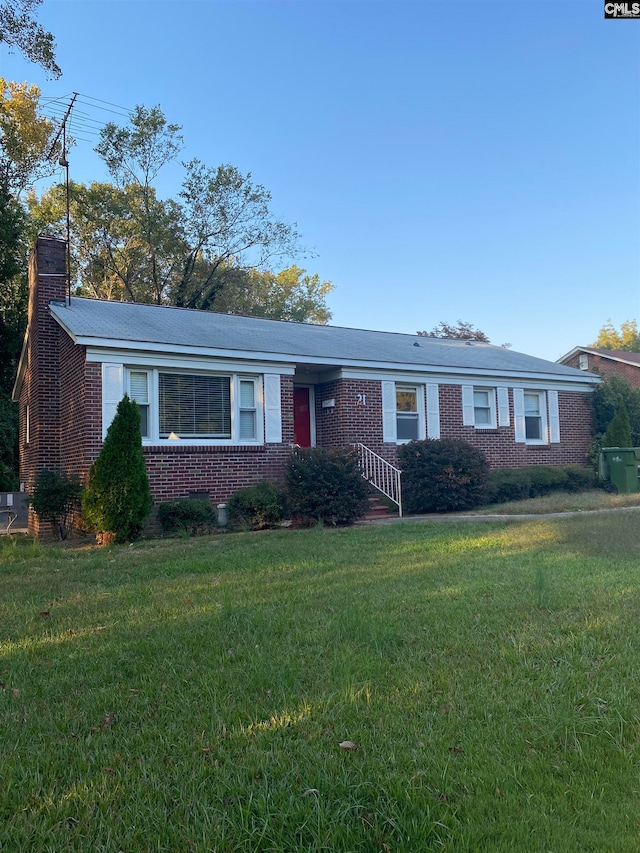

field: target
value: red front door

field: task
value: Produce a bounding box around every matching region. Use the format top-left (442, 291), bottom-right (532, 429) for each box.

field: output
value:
top-left (293, 387), bottom-right (312, 447)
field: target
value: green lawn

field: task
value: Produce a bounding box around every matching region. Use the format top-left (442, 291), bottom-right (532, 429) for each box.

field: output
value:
top-left (2, 514), bottom-right (640, 852)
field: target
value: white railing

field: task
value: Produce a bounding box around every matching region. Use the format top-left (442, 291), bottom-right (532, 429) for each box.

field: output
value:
top-left (353, 443), bottom-right (402, 517)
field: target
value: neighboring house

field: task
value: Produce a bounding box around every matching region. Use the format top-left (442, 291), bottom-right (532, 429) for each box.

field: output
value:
top-left (559, 346), bottom-right (640, 389)
top-left (14, 237), bottom-right (600, 535)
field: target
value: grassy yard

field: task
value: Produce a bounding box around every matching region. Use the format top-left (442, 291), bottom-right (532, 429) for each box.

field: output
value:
top-left (2, 513), bottom-right (640, 852)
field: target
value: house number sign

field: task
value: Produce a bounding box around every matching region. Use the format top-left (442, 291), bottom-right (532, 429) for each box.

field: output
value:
top-left (356, 394), bottom-right (366, 406)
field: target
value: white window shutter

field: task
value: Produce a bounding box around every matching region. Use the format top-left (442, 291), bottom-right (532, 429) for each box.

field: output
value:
top-left (102, 363), bottom-right (124, 440)
top-left (548, 390), bottom-right (560, 443)
top-left (427, 384), bottom-right (440, 439)
top-left (264, 374), bottom-right (282, 443)
top-left (513, 388), bottom-right (525, 442)
top-left (382, 381), bottom-right (396, 443)
top-left (497, 387), bottom-right (510, 427)
top-left (461, 385), bottom-right (475, 426)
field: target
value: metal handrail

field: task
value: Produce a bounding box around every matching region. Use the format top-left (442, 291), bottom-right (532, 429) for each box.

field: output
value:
top-left (353, 443), bottom-right (402, 517)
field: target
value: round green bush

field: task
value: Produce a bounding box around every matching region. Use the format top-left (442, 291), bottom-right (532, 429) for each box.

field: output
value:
top-left (398, 438), bottom-right (489, 514)
top-left (227, 480), bottom-right (287, 530)
top-left (285, 447), bottom-right (369, 526)
top-left (157, 498), bottom-right (214, 535)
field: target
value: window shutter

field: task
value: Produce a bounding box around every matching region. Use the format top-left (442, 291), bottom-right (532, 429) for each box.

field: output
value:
top-left (264, 374), bottom-right (282, 443)
top-left (426, 384), bottom-right (440, 439)
top-left (102, 363), bottom-right (124, 440)
top-left (497, 387), bottom-right (510, 427)
top-left (382, 381), bottom-right (396, 443)
top-left (548, 390), bottom-right (560, 443)
top-left (461, 385), bottom-right (475, 426)
top-left (513, 388), bottom-right (525, 442)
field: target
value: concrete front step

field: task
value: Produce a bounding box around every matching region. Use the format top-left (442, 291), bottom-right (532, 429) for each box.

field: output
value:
top-left (364, 495), bottom-right (398, 520)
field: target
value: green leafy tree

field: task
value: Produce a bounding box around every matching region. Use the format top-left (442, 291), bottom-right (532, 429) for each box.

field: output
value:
top-left (29, 102), bottom-right (333, 322)
top-left (213, 265), bottom-right (334, 324)
top-left (29, 180), bottom-right (184, 304)
top-left (82, 395), bottom-right (153, 542)
top-left (0, 178), bottom-right (27, 488)
top-left (417, 320), bottom-right (490, 342)
top-left (0, 78), bottom-right (60, 196)
top-left (590, 376), bottom-right (640, 444)
top-left (0, 1), bottom-right (60, 78)
top-left (592, 320), bottom-right (640, 352)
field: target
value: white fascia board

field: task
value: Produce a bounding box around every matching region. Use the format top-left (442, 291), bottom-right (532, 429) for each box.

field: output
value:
top-left (340, 367), bottom-right (600, 391)
top-left (85, 347), bottom-right (296, 376)
top-left (11, 330), bottom-right (30, 402)
top-left (556, 346), bottom-right (584, 364)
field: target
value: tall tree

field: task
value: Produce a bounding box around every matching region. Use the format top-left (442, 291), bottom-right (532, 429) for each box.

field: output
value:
top-left (417, 320), bottom-right (490, 342)
top-left (0, 78), bottom-right (59, 196)
top-left (0, 178), bottom-right (27, 489)
top-left (593, 319), bottom-right (640, 352)
top-left (174, 159), bottom-right (302, 309)
top-left (213, 265), bottom-right (334, 324)
top-left (29, 181), bottom-right (185, 304)
top-left (0, 0), bottom-right (60, 78)
top-left (31, 103), bottom-right (327, 320)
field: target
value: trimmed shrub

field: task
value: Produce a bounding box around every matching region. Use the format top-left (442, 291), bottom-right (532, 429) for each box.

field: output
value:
top-left (28, 469), bottom-right (82, 540)
top-left (564, 465), bottom-right (599, 492)
top-left (398, 439), bottom-right (489, 514)
top-left (227, 480), bottom-right (287, 530)
top-left (157, 498), bottom-right (215, 536)
top-left (527, 466), bottom-right (568, 497)
top-left (285, 447), bottom-right (369, 526)
top-left (486, 467), bottom-right (532, 504)
top-left (82, 395), bottom-right (153, 543)
top-left (487, 464), bottom-right (600, 505)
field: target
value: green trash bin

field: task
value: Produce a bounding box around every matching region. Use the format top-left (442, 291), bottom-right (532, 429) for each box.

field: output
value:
top-left (600, 447), bottom-right (640, 493)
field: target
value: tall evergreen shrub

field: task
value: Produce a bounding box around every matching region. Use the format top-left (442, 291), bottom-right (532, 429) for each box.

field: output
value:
top-left (82, 395), bottom-right (153, 542)
top-left (603, 400), bottom-right (632, 448)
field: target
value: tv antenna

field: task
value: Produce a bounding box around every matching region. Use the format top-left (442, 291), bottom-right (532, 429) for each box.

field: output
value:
top-left (46, 92), bottom-right (78, 304)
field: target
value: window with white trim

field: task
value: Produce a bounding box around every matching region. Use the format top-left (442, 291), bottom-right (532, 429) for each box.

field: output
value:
top-left (120, 368), bottom-right (263, 444)
top-left (396, 386), bottom-right (420, 441)
top-left (462, 385), bottom-right (506, 429)
top-left (129, 370), bottom-right (150, 439)
top-left (238, 379), bottom-right (258, 440)
top-left (524, 391), bottom-right (544, 441)
top-left (514, 388), bottom-right (555, 445)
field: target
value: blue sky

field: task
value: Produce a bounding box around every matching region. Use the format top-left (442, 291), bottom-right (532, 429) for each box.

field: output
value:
top-left (2, 0), bottom-right (639, 361)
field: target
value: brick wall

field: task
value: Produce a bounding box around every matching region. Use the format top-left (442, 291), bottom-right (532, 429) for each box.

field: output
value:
top-left (314, 378), bottom-right (397, 463)
top-left (564, 352), bottom-right (640, 389)
top-left (438, 384), bottom-right (592, 467)
top-left (314, 377), bottom-right (593, 469)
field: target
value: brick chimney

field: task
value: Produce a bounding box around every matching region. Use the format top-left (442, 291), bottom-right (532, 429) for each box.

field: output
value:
top-left (20, 236), bottom-right (67, 534)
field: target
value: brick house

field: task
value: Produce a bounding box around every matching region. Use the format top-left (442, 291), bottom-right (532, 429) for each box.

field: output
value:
top-left (559, 346), bottom-right (640, 388)
top-left (14, 237), bottom-right (600, 534)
